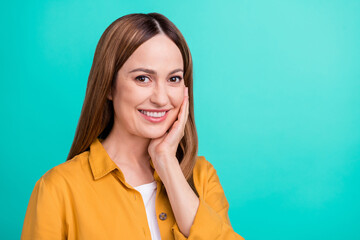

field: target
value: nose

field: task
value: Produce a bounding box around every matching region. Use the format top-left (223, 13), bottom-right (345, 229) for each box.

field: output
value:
top-left (150, 81), bottom-right (169, 107)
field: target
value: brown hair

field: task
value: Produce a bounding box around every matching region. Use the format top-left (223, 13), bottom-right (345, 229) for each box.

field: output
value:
top-left (66, 13), bottom-right (199, 197)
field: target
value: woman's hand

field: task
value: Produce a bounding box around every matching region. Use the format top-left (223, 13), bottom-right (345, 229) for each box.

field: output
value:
top-left (148, 86), bottom-right (189, 176)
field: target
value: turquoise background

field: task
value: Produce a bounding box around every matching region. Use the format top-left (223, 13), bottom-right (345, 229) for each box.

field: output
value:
top-left (1, 0), bottom-right (359, 239)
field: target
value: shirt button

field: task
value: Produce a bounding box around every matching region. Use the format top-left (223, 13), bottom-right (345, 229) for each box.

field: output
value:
top-left (159, 212), bottom-right (167, 220)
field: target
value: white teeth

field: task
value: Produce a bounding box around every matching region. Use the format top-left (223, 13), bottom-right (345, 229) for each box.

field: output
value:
top-left (140, 110), bottom-right (166, 118)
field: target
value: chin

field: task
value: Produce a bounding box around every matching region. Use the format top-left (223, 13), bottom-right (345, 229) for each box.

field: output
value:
top-left (141, 127), bottom-right (169, 139)
top-left (146, 131), bottom-right (167, 139)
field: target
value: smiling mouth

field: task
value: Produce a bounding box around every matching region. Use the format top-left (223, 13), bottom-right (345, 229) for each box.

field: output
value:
top-left (138, 109), bottom-right (170, 118)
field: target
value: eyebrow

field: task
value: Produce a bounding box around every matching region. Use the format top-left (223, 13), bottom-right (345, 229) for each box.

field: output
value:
top-left (128, 68), bottom-right (183, 75)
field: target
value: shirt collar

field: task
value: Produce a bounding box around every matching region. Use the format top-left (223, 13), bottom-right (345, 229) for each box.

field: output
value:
top-left (88, 138), bottom-right (161, 183)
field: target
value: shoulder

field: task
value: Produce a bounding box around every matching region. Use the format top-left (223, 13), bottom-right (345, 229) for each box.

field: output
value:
top-left (192, 156), bottom-right (219, 193)
top-left (193, 155), bottom-right (217, 175)
top-left (39, 151), bottom-right (90, 189)
top-left (192, 156), bottom-right (229, 207)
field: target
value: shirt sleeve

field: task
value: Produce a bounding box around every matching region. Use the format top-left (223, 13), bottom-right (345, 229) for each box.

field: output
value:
top-left (21, 175), bottom-right (67, 240)
top-left (171, 160), bottom-right (245, 240)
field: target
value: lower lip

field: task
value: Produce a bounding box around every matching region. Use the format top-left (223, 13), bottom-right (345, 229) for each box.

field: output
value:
top-left (138, 110), bottom-right (169, 123)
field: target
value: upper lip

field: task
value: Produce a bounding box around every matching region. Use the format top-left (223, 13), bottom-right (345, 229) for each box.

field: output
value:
top-left (139, 109), bottom-right (170, 112)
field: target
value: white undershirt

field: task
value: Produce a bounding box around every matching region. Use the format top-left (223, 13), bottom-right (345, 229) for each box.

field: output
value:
top-left (134, 181), bottom-right (161, 240)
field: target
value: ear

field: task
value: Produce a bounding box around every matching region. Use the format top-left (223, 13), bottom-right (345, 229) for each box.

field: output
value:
top-left (107, 90), bottom-right (113, 101)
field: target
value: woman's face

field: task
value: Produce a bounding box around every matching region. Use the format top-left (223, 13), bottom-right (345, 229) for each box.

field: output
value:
top-left (109, 34), bottom-right (185, 139)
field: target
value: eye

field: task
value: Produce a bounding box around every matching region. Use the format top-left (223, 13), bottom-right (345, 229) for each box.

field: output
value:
top-left (135, 75), bottom-right (150, 83)
top-left (169, 76), bottom-right (183, 83)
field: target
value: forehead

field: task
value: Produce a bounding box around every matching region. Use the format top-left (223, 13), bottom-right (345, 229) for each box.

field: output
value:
top-left (121, 34), bottom-right (183, 74)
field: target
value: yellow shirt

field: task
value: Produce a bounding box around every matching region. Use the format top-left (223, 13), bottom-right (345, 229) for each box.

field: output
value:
top-left (21, 138), bottom-right (245, 240)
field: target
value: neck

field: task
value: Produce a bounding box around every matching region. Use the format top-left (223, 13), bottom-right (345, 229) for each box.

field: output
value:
top-left (101, 124), bottom-right (151, 169)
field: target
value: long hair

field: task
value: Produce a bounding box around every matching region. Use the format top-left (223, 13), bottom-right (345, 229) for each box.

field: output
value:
top-left (66, 13), bottom-right (199, 197)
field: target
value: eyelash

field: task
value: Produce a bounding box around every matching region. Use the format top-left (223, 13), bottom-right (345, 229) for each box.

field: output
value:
top-left (135, 75), bottom-right (183, 83)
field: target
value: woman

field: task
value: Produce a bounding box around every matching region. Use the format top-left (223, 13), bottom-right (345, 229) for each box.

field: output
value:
top-left (21, 13), bottom-right (245, 240)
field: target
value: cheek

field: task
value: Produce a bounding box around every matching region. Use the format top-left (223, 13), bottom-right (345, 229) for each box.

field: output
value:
top-left (115, 83), bottom-right (145, 109)
top-left (170, 88), bottom-right (185, 108)
top-left (168, 90), bottom-right (185, 122)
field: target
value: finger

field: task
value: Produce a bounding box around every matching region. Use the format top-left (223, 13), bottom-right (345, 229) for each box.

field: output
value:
top-left (164, 87), bottom-right (188, 144)
top-left (175, 87), bottom-right (189, 138)
top-left (180, 87), bottom-right (189, 129)
top-left (186, 95), bottom-right (189, 125)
